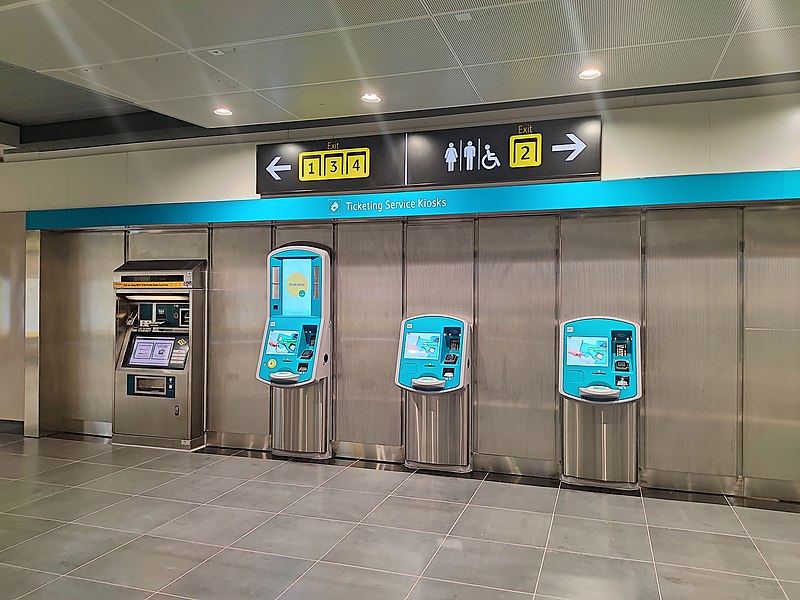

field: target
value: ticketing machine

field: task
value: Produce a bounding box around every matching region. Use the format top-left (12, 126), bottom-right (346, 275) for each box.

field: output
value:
top-left (113, 260), bottom-right (206, 449)
top-left (257, 244), bottom-right (332, 459)
top-left (559, 316), bottom-right (642, 488)
top-left (395, 315), bottom-right (472, 472)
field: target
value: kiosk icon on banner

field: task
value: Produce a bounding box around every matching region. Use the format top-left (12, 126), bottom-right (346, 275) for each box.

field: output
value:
top-left (443, 138), bottom-right (500, 173)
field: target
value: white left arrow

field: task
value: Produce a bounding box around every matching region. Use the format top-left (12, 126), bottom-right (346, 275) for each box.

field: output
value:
top-left (266, 155), bottom-right (292, 181)
top-left (551, 133), bottom-right (587, 161)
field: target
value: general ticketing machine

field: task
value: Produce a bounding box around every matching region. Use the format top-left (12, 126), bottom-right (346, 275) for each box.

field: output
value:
top-left (395, 315), bottom-right (472, 473)
top-left (257, 244), bottom-right (332, 459)
top-left (113, 260), bottom-right (206, 450)
top-left (559, 316), bottom-right (642, 489)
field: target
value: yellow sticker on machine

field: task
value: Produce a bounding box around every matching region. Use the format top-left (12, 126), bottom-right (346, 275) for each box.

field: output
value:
top-left (113, 281), bottom-right (187, 289)
top-left (299, 147), bottom-right (370, 181)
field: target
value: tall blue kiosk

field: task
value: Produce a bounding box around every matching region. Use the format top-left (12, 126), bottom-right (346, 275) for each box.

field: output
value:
top-left (395, 315), bottom-right (472, 473)
top-left (257, 244), bottom-right (332, 459)
top-left (559, 316), bottom-right (642, 489)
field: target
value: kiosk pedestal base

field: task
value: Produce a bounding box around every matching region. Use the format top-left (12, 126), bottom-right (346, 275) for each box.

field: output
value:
top-left (272, 379), bottom-right (331, 459)
top-left (406, 390), bottom-right (471, 473)
top-left (562, 396), bottom-right (638, 489)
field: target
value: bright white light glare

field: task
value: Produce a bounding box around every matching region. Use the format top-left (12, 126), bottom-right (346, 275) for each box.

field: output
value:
top-left (213, 107), bottom-right (233, 116)
top-left (361, 93), bottom-right (382, 103)
top-left (578, 68), bottom-right (602, 80)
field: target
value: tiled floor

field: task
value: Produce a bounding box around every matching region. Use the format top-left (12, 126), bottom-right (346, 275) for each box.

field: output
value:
top-left (0, 435), bottom-right (798, 600)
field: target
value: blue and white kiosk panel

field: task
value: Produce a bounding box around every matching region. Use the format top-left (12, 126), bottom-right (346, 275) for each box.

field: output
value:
top-left (559, 317), bottom-right (641, 402)
top-left (395, 315), bottom-right (470, 393)
top-left (257, 246), bottom-right (331, 386)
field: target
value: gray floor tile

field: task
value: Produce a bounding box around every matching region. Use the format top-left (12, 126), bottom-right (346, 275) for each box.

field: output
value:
top-left (0, 523), bottom-right (136, 574)
top-left (9, 487), bottom-right (129, 521)
top-left (453, 505), bottom-right (551, 546)
top-left (23, 462), bottom-right (122, 486)
top-left (164, 547), bottom-right (311, 600)
top-left (137, 452), bottom-right (225, 474)
top-left (365, 495), bottom-right (464, 534)
top-left (556, 489), bottom-right (645, 524)
top-left (323, 468), bottom-right (411, 494)
top-left (537, 550), bottom-right (659, 600)
top-left (657, 563), bottom-right (787, 600)
top-left (70, 535), bottom-right (219, 591)
top-left (325, 524), bottom-right (444, 576)
top-left (81, 446), bottom-right (170, 467)
top-left (650, 527), bottom-right (772, 577)
top-left (0, 480), bottom-right (66, 511)
top-left (258, 461), bottom-right (345, 486)
top-left (548, 515), bottom-right (652, 560)
top-left (424, 536), bottom-right (543, 593)
top-left (210, 481), bottom-right (311, 512)
top-left (151, 505), bottom-right (272, 546)
top-left (394, 473), bottom-right (482, 503)
top-left (78, 495), bottom-right (198, 534)
top-left (234, 514), bottom-right (353, 559)
top-left (409, 578), bottom-right (530, 599)
top-left (79, 468), bottom-right (180, 494)
top-left (279, 561), bottom-right (416, 600)
top-left (0, 438), bottom-right (70, 456)
top-left (194, 456), bottom-right (285, 479)
top-left (471, 480), bottom-right (558, 514)
top-left (0, 563), bottom-right (57, 600)
top-left (0, 434), bottom-right (22, 446)
top-left (0, 453), bottom-right (71, 479)
top-left (36, 441), bottom-right (112, 461)
top-left (735, 506), bottom-right (800, 544)
top-left (142, 473), bottom-right (243, 503)
top-left (0, 514), bottom-right (62, 551)
top-left (22, 577), bottom-right (151, 600)
top-left (753, 538), bottom-right (800, 581)
top-left (644, 497), bottom-right (746, 535)
top-left (285, 487), bottom-right (385, 522)
top-left (783, 581), bottom-right (800, 600)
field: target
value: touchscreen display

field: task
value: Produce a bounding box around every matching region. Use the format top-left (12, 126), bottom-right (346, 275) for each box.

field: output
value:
top-left (282, 258), bottom-right (312, 316)
top-left (128, 336), bottom-right (175, 367)
top-left (266, 330), bottom-right (300, 355)
top-left (566, 336), bottom-right (609, 367)
top-left (404, 332), bottom-right (441, 360)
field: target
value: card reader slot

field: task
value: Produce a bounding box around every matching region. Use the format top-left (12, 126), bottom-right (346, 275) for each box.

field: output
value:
top-left (411, 376), bottom-right (447, 391)
top-left (134, 376), bottom-right (167, 396)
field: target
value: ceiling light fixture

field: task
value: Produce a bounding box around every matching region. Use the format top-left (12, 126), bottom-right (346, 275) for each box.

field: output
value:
top-left (361, 93), bottom-right (382, 103)
top-left (578, 67), bottom-right (602, 80)
top-left (213, 108), bottom-right (233, 116)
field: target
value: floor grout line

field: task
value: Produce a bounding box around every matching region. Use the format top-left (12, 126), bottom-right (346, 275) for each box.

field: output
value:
top-left (641, 490), bottom-right (664, 600)
top-left (532, 480), bottom-right (562, 597)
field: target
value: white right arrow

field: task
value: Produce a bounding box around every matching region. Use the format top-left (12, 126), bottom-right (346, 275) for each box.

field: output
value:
top-left (266, 155), bottom-right (292, 181)
top-left (551, 133), bottom-right (587, 161)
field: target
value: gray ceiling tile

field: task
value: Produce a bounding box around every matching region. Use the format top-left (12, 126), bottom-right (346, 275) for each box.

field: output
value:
top-left (105, 0), bottom-right (429, 49)
top-left (259, 69), bottom-right (480, 119)
top-left (143, 91), bottom-right (297, 128)
top-left (715, 27), bottom-right (800, 80)
top-left (0, 0), bottom-right (177, 71)
top-left (203, 18), bottom-right (457, 89)
top-left (737, 0), bottom-right (800, 32)
top-left (65, 53), bottom-right (245, 103)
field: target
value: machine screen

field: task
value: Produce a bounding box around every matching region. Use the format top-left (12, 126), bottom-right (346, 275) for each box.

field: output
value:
top-left (566, 336), bottom-right (609, 367)
top-left (404, 332), bottom-right (441, 360)
top-left (281, 258), bottom-right (312, 316)
top-left (127, 336), bottom-right (175, 367)
top-left (265, 330), bottom-right (300, 355)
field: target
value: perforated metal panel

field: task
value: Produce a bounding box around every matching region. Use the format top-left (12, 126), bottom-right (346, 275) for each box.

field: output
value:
top-left (127, 230), bottom-right (209, 260)
top-left (737, 0), bottom-right (800, 32)
top-left (715, 28), bottom-right (800, 80)
top-left (144, 91), bottom-right (296, 128)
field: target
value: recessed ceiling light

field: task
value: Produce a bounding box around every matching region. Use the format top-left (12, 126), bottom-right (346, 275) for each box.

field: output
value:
top-left (213, 108), bottom-right (233, 116)
top-left (578, 67), bottom-right (602, 80)
top-left (361, 93), bottom-right (382, 103)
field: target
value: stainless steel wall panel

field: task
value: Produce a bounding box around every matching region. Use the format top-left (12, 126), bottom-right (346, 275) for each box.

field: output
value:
top-left (274, 226), bottom-right (333, 249)
top-left (334, 222), bottom-right (403, 446)
top-left (207, 226), bottom-right (271, 436)
top-left (24, 231), bottom-right (41, 437)
top-left (644, 208), bottom-right (739, 476)
top-left (37, 231), bottom-right (66, 434)
top-left (0, 212), bottom-right (25, 421)
top-left (406, 220), bottom-right (474, 319)
top-left (475, 216), bottom-right (557, 461)
top-left (560, 214), bottom-right (641, 322)
top-left (127, 229), bottom-right (209, 260)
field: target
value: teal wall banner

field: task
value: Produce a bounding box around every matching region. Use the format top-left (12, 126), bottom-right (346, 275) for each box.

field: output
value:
top-left (25, 169), bottom-right (800, 231)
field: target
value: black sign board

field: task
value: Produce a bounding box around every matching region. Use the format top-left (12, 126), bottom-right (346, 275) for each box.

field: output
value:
top-left (256, 134), bottom-right (405, 195)
top-left (406, 116), bottom-right (601, 186)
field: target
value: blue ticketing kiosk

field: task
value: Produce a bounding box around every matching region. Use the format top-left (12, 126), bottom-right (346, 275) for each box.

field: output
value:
top-left (395, 314), bottom-right (472, 472)
top-left (257, 244), bottom-right (332, 459)
top-left (559, 316), bottom-right (642, 488)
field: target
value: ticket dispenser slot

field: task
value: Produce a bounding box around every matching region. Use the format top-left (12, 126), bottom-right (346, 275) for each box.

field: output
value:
top-left (559, 316), bottom-right (641, 489)
top-left (395, 314), bottom-right (472, 473)
top-left (256, 244), bottom-right (332, 460)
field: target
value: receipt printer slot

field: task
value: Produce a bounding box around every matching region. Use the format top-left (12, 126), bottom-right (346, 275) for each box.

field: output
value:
top-left (135, 376), bottom-right (167, 396)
